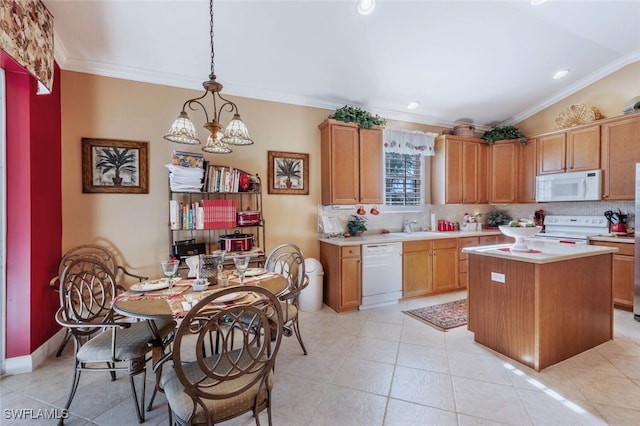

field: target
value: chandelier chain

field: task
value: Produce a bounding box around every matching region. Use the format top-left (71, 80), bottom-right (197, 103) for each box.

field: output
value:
top-left (209, 0), bottom-right (215, 76)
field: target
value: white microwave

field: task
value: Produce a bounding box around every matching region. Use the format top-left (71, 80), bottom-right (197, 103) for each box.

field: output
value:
top-left (535, 170), bottom-right (602, 202)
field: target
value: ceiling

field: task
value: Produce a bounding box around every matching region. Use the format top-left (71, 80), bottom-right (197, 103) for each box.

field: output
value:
top-left (43, 0), bottom-right (640, 130)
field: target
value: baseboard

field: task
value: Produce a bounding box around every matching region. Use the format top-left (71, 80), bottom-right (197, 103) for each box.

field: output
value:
top-left (4, 328), bottom-right (66, 375)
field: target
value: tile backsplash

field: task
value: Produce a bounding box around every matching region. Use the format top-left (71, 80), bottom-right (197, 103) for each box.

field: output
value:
top-left (318, 200), bottom-right (634, 236)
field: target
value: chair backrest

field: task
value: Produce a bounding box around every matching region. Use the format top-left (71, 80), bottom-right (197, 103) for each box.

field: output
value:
top-left (56, 258), bottom-right (117, 337)
top-left (171, 286), bottom-right (283, 412)
top-left (58, 244), bottom-right (119, 279)
top-left (264, 243), bottom-right (306, 295)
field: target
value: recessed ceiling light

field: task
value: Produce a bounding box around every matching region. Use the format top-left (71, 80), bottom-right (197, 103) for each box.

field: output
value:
top-left (407, 101), bottom-right (420, 110)
top-left (357, 0), bottom-right (376, 16)
top-left (553, 69), bottom-right (569, 79)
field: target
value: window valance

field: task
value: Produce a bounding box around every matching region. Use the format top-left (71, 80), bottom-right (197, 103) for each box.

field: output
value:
top-left (0, 0), bottom-right (54, 91)
top-left (383, 128), bottom-right (436, 157)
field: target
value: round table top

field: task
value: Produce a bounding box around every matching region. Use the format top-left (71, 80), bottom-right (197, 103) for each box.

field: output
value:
top-left (113, 274), bottom-right (288, 320)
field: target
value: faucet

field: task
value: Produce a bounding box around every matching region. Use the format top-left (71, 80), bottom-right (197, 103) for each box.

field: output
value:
top-left (403, 220), bottom-right (418, 234)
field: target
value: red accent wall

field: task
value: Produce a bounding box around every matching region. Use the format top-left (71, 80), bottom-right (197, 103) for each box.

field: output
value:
top-left (2, 51), bottom-right (62, 358)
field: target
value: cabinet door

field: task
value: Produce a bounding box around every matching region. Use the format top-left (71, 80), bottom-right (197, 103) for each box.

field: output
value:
top-left (567, 125), bottom-right (600, 171)
top-left (340, 255), bottom-right (361, 310)
top-left (490, 141), bottom-right (517, 203)
top-left (403, 241), bottom-right (432, 298)
top-left (320, 122), bottom-right (360, 204)
top-left (462, 142), bottom-right (479, 203)
top-left (359, 128), bottom-right (383, 203)
top-left (517, 138), bottom-right (537, 203)
top-left (445, 139), bottom-right (464, 203)
top-left (538, 133), bottom-right (566, 174)
top-left (477, 142), bottom-right (490, 204)
top-left (601, 115), bottom-right (640, 200)
top-left (612, 254), bottom-right (634, 309)
top-left (432, 239), bottom-right (459, 292)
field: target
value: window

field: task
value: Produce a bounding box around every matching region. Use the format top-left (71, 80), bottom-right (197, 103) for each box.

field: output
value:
top-left (384, 152), bottom-right (423, 206)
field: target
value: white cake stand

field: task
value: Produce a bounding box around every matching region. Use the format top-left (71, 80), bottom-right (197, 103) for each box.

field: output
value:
top-left (499, 226), bottom-right (543, 252)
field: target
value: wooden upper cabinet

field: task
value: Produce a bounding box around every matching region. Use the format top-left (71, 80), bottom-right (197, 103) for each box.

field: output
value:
top-left (538, 124), bottom-right (600, 175)
top-left (567, 125), bottom-right (600, 171)
top-left (432, 135), bottom-right (488, 204)
top-left (359, 128), bottom-right (384, 204)
top-left (517, 138), bottom-right (538, 203)
top-left (489, 140), bottom-right (517, 203)
top-left (601, 113), bottom-right (640, 200)
top-left (319, 119), bottom-right (383, 205)
top-left (538, 133), bottom-right (566, 174)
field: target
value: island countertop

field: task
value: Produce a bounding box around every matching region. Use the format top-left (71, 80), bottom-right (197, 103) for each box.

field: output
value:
top-left (463, 241), bottom-right (617, 264)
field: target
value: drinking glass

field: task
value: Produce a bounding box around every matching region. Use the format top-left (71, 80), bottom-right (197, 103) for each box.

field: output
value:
top-left (161, 260), bottom-right (179, 287)
top-left (233, 255), bottom-right (251, 284)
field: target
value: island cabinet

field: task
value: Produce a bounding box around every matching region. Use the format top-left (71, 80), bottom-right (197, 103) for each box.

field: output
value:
top-left (319, 119), bottom-right (383, 205)
top-left (432, 135), bottom-right (488, 204)
top-left (591, 240), bottom-right (634, 309)
top-left (537, 124), bottom-right (600, 175)
top-left (467, 250), bottom-right (613, 371)
top-left (320, 242), bottom-right (361, 312)
top-left (601, 113), bottom-right (640, 200)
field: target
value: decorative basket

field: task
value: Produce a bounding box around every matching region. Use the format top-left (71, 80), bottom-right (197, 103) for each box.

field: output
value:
top-left (453, 124), bottom-right (476, 137)
top-left (555, 104), bottom-right (602, 129)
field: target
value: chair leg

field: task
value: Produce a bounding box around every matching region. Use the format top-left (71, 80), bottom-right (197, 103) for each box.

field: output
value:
top-left (128, 366), bottom-right (147, 423)
top-left (291, 317), bottom-right (307, 355)
top-left (55, 329), bottom-right (71, 357)
top-left (58, 363), bottom-right (82, 426)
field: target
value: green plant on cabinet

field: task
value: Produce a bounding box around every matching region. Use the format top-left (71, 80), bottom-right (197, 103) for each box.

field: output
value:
top-left (329, 105), bottom-right (387, 129)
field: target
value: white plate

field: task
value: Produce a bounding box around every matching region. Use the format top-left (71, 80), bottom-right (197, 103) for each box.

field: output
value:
top-left (129, 279), bottom-right (170, 292)
top-left (244, 268), bottom-right (268, 277)
top-left (216, 292), bottom-right (244, 303)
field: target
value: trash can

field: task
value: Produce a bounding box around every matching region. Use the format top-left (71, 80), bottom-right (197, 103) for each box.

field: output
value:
top-left (300, 258), bottom-right (324, 312)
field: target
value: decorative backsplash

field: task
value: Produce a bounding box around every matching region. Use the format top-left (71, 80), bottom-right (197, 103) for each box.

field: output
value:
top-left (318, 200), bottom-right (634, 237)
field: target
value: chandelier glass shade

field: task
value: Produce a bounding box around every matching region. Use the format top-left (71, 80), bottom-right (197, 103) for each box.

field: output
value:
top-left (163, 0), bottom-right (252, 151)
top-left (203, 130), bottom-right (233, 154)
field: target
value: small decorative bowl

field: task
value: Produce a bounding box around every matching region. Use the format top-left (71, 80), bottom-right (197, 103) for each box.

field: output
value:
top-left (192, 279), bottom-right (209, 292)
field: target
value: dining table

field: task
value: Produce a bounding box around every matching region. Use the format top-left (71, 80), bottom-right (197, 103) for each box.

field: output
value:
top-left (112, 269), bottom-right (288, 363)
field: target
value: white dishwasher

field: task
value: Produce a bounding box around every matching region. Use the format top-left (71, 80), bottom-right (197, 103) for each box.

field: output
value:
top-left (360, 242), bottom-right (403, 310)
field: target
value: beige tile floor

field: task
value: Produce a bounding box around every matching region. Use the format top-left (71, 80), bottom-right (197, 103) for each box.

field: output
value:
top-left (3, 290), bottom-right (640, 425)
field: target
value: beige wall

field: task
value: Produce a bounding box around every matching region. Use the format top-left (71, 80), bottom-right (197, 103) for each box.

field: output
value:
top-left (61, 71), bottom-right (331, 279)
top-left (517, 61), bottom-right (640, 135)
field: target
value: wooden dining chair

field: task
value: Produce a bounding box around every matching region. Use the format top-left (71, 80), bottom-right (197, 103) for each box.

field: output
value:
top-left (156, 286), bottom-right (283, 425)
top-left (50, 244), bottom-right (148, 357)
top-left (55, 258), bottom-right (175, 424)
top-left (264, 243), bottom-right (310, 355)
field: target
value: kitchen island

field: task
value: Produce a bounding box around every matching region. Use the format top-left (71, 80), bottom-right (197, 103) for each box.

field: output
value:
top-left (463, 241), bottom-right (618, 371)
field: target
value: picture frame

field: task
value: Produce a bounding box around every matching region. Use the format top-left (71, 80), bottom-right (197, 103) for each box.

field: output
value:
top-left (267, 151), bottom-right (309, 195)
top-left (82, 138), bottom-right (149, 194)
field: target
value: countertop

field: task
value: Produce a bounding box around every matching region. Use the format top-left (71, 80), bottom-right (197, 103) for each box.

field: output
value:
top-left (589, 235), bottom-right (635, 244)
top-left (318, 229), bottom-right (503, 246)
top-left (462, 241), bottom-right (617, 264)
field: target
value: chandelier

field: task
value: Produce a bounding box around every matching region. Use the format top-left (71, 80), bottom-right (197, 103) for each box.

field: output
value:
top-left (163, 0), bottom-right (253, 153)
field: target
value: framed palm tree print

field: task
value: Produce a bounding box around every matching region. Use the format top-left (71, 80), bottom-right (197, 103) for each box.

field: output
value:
top-left (267, 151), bottom-right (309, 195)
top-left (82, 138), bottom-right (149, 193)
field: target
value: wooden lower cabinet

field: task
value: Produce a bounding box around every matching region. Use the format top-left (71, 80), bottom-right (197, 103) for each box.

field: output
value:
top-left (403, 240), bottom-right (431, 298)
top-left (402, 238), bottom-right (458, 297)
top-left (591, 241), bottom-right (634, 309)
top-left (320, 242), bottom-right (361, 312)
top-left (458, 235), bottom-right (510, 288)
